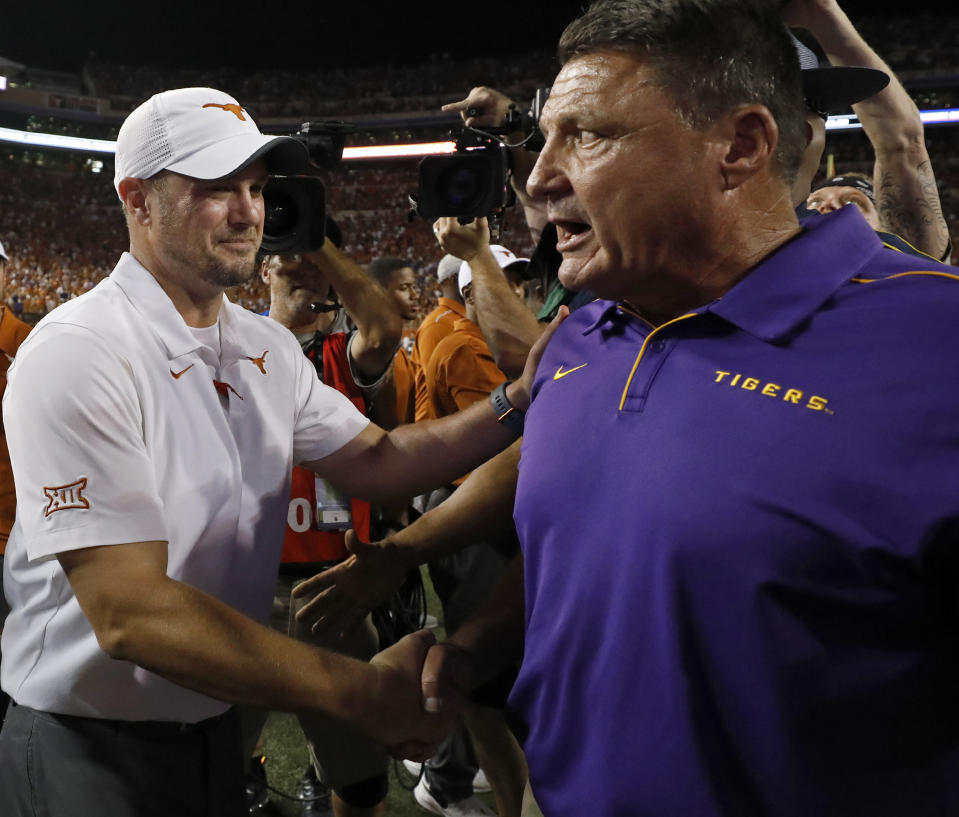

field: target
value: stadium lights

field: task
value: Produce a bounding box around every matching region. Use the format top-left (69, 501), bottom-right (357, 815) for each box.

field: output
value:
top-left (0, 125), bottom-right (456, 160)
top-left (2, 109), bottom-right (959, 152)
top-left (825, 108), bottom-right (959, 131)
top-left (0, 126), bottom-right (116, 153)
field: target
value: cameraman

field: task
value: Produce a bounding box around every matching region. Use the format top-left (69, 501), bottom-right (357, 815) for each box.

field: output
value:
top-left (437, 90), bottom-right (561, 378)
top-left (251, 238), bottom-right (402, 817)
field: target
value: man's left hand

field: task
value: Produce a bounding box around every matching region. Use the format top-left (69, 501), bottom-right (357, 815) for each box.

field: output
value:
top-left (291, 530), bottom-right (407, 637)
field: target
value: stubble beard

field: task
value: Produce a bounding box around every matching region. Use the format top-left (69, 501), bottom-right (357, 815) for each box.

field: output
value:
top-left (157, 196), bottom-right (259, 290)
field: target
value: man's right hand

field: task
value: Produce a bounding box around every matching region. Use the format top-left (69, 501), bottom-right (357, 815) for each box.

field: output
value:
top-left (291, 529), bottom-right (408, 637)
top-left (442, 86), bottom-right (519, 132)
top-left (432, 215), bottom-right (491, 263)
top-left (421, 640), bottom-right (476, 715)
top-left (364, 630), bottom-right (460, 759)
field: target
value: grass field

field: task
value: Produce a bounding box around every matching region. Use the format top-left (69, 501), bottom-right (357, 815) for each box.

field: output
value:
top-left (252, 566), bottom-right (499, 816)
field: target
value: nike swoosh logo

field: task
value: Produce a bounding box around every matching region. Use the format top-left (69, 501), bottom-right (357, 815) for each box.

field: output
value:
top-left (170, 364), bottom-right (195, 379)
top-left (554, 364), bottom-right (588, 380)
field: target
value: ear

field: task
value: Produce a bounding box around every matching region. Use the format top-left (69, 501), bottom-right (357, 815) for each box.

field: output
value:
top-left (259, 258), bottom-right (272, 285)
top-left (718, 105), bottom-right (778, 191)
top-left (118, 177), bottom-right (152, 225)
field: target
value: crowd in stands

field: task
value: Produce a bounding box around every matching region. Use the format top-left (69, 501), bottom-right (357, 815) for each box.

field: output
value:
top-left (69, 11), bottom-right (959, 123)
top-left (1, 10), bottom-right (958, 325)
top-left (0, 154), bottom-right (535, 324)
top-left (0, 131), bottom-right (956, 325)
top-left (83, 49), bottom-right (559, 120)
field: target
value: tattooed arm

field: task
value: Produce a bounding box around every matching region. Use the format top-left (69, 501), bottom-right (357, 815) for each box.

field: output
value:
top-left (786, 0), bottom-right (951, 261)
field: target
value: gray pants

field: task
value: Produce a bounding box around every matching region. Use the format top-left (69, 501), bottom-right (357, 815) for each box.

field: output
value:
top-left (422, 486), bottom-right (514, 805)
top-left (0, 702), bottom-right (246, 817)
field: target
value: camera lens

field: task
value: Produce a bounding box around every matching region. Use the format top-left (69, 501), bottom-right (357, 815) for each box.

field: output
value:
top-left (438, 164), bottom-right (488, 210)
top-left (264, 191), bottom-right (299, 237)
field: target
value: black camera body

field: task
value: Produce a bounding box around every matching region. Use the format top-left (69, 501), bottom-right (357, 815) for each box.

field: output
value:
top-left (261, 121), bottom-right (352, 255)
top-left (262, 176), bottom-right (326, 254)
top-left (411, 87), bottom-right (550, 223)
top-left (414, 132), bottom-right (513, 220)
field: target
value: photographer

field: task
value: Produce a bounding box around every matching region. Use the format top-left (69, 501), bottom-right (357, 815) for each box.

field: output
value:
top-left (433, 90), bottom-right (562, 379)
top-left (248, 239), bottom-right (402, 817)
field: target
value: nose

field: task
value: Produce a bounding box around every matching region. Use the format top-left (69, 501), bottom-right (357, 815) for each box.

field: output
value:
top-left (229, 186), bottom-right (262, 229)
top-left (526, 136), bottom-right (567, 201)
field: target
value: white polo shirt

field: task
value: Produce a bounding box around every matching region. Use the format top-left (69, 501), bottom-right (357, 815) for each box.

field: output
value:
top-left (0, 253), bottom-right (369, 722)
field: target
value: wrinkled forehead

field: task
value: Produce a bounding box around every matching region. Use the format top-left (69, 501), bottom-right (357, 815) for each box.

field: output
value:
top-left (541, 51), bottom-right (657, 126)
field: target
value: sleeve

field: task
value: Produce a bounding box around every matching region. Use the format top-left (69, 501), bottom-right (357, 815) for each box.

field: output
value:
top-left (0, 308), bottom-right (32, 359)
top-left (3, 325), bottom-right (168, 562)
top-left (291, 340), bottom-right (371, 466)
top-left (441, 341), bottom-right (508, 413)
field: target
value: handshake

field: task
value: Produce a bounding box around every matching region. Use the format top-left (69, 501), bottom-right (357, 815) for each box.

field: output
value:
top-left (291, 529), bottom-right (488, 760)
top-left (361, 627), bottom-right (477, 761)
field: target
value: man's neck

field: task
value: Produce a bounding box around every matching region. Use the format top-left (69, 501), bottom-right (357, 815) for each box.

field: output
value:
top-left (130, 247), bottom-right (224, 328)
top-left (623, 192), bottom-right (802, 325)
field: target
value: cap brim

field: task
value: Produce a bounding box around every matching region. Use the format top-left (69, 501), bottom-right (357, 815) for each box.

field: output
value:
top-left (802, 66), bottom-right (889, 114)
top-left (166, 134), bottom-right (310, 180)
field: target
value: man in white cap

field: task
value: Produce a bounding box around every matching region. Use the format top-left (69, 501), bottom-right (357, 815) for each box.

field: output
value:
top-left (0, 237), bottom-right (31, 728)
top-left (0, 87), bottom-right (557, 817)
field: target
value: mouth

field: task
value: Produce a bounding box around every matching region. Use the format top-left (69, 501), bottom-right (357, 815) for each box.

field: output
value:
top-left (219, 237), bottom-right (257, 252)
top-left (552, 219), bottom-right (593, 251)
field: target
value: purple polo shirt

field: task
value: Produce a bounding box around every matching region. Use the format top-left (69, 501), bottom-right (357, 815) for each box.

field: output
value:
top-left (511, 205), bottom-right (959, 816)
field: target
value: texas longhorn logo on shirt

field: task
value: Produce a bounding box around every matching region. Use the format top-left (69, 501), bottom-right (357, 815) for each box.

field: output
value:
top-left (245, 350), bottom-right (269, 374)
top-left (43, 478), bottom-right (90, 517)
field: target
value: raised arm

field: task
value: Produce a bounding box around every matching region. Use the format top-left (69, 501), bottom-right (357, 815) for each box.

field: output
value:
top-left (307, 307), bottom-right (565, 501)
top-left (304, 241), bottom-right (403, 381)
top-left (442, 86), bottom-right (547, 243)
top-left (434, 216), bottom-right (544, 378)
top-left (785, 0), bottom-right (951, 260)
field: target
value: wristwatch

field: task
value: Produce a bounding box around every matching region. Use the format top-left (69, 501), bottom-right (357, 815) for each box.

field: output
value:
top-left (490, 380), bottom-right (524, 437)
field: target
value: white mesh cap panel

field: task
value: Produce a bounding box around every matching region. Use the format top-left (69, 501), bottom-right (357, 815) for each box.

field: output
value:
top-left (123, 99), bottom-right (173, 180)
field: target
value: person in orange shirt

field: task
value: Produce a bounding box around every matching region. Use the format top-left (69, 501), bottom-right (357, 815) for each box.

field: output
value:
top-left (410, 255), bottom-right (465, 424)
top-left (415, 249), bottom-right (530, 817)
top-left (0, 239), bottom-right (32, 725)
top-left (365, 257), bottom-right (420, 429)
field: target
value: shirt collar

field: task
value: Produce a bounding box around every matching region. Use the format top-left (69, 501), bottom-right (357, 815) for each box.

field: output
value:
top-left (704, 206), bottom-right (882, 342)
top-left (110, 252), bottom-right (239, 362)
top-left (438, 297), bottom-right (467, 317)
top-left (582, 206), bottom-right (882, 341)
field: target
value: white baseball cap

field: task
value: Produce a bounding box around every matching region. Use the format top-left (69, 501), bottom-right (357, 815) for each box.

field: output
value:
top-left (436, 254), bottom-right (462, 283)
top-left (0, 240), bottom-right (7, 261)
top-left (458, 245), bottom-right (530, 296)
top-left (113, 87), bottom-right (309, 198)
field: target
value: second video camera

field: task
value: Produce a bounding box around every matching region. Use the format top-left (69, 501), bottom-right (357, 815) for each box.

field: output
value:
top-left (411, 87), bottom-right (550, 222)
top-left (261, 121), bottom-right (353, 254)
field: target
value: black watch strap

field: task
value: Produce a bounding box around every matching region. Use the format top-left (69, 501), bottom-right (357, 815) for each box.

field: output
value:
top-left (490, 380), bottom-right (524, 437)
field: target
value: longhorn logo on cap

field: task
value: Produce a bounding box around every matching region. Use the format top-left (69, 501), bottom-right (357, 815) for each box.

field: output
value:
top-left (202, 102), bottom-right (247, 121)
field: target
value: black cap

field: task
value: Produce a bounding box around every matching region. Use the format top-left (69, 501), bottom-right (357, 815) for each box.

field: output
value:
top-left (812, 174), bottom-right (876, 202)
top-left (791, 33), bottom-right (890, 115)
